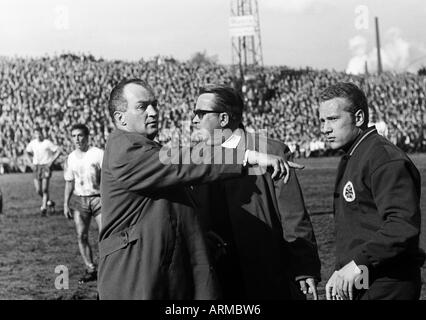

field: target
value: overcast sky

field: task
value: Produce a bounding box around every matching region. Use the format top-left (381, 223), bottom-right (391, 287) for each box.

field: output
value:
top-left (0, 0), bottom-right (425, 71)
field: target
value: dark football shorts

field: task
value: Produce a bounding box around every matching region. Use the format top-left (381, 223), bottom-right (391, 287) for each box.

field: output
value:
top-left (33, 164), bottom-right (51, 180)
top-left (71, 195), bottom-right (101, 218)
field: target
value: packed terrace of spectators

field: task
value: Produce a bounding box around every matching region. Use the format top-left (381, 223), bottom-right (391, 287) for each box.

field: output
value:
top-left (0, 54), bottom-right (425, 173)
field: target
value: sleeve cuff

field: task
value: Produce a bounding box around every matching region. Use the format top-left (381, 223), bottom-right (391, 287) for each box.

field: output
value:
top-left (295, 275), bottom-right (316, 282)
top-left (294, 275), bottom-right (321, 282)
top-left (353, 253), bottom-right (371, 269)
top-left (243, 150), bottom-right (250, 167)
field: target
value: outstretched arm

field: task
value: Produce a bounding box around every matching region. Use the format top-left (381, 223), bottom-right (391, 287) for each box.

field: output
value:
top-left (109, 135), bottom-right (291, 193)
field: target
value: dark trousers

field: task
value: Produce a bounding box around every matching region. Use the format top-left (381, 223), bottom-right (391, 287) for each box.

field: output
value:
top-left (356, 271), bottom-right (422, 300)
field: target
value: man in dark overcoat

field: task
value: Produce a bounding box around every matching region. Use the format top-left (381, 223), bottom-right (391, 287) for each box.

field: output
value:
top-left (98, 79), bottom-right (293, 299)
top-left (192, 85), bottom-right (321, 300)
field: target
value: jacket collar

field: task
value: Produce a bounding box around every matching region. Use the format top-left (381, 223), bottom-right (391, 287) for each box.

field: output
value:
top-left (220, 127), bottom-right (249, 149)
top-left (113, 128), bottom-right (162, 147)
top-left (346, 126), bottom-right (377, 157)
top-left (221, 130), bottom-right (242, 149)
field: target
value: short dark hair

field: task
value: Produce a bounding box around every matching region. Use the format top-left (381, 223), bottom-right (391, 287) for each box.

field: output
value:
top-left (108, 78), bottom-right (153, 124)
top-left (319, 82), bottom-right (369, 127)
top-left (199, 84), bottom-right (244, 124)
top-left (71, 123), bottom-right (89, 136)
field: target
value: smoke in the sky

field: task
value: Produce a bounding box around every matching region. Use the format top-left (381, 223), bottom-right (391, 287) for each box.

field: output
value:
top-left (346, 27), bottom-right (426, 74)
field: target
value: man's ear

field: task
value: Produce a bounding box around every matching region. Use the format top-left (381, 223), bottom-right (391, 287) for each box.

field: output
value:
top-left (219, 113), bottom-right (230, 128)
top-left (354, 109), bottom-right (365, 128)
top-left (114, 111), bottom-right (126, 126)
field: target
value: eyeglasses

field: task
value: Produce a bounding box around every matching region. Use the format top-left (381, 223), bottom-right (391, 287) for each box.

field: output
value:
top-left (192, 109), bottom-right (225, 119)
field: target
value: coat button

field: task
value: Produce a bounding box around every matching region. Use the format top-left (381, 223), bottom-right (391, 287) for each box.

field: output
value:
top-left (121, 231), bottom-right (128, 245)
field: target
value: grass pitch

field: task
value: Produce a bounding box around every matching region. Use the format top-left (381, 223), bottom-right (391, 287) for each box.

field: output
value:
top-left (0, 155), bottom-right (425, 300)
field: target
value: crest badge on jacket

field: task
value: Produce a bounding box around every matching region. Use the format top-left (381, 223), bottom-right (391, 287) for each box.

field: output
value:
top-left (343, 181), bottom-right (356, 202)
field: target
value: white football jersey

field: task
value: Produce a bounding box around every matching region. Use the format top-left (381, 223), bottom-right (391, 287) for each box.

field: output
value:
top-left (26, 139), bottom-right (59, 165)
top-left (64, 147), bottom-right (104, 196)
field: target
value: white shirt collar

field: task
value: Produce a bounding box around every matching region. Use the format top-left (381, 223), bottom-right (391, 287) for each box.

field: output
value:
top-left (221, 129), bottom-right (243, 149)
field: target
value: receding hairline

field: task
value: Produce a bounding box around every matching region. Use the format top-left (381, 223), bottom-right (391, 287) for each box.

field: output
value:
top-left (122, 82), bottom-right (155, 100)
top-left (196, 92), bottom-right (218, 108)
top-left (320, 96), bottom-right (354, 111)
top-left (111, 82), bottom-right (155, 115)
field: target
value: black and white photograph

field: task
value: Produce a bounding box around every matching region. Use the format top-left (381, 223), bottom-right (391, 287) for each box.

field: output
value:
top-left (0, 0), bottom-right (425, 303)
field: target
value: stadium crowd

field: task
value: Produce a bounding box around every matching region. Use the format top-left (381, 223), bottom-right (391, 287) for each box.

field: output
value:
top-left (0, 54), bottom-right (425, 173)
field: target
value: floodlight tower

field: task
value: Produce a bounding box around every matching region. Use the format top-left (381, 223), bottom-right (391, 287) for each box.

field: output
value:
top-left (230, 0), bottom-right (263, 79)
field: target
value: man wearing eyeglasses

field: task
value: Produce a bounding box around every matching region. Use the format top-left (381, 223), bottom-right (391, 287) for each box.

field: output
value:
top-left (98, 78), bottom-right (297, 300)
top-left (191, 84), bottom-right (321, 300)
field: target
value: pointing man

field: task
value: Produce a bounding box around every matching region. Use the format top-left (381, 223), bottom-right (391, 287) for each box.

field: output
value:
top-left (98, 79), bottom-right (297, 299)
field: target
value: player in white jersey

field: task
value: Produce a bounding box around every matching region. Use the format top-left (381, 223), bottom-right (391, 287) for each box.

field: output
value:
top-left (25, 127), bottom-right (61, 216)
top-left (64, 124), bottom-right (104, 284)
